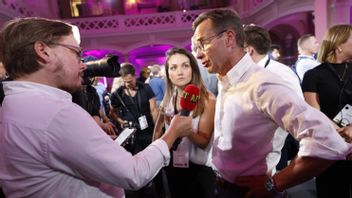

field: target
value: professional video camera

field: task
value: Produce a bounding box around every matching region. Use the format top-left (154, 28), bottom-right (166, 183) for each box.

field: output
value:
top-left (83, 55), bottom-right (121, 79)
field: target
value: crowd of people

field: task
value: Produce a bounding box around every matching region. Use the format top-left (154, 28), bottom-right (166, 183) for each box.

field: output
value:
top-left (0, 8), bottom-right (352, 198)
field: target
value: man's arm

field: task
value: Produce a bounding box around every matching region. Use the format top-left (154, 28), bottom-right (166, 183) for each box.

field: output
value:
top-left (236, 157), bottom-right (335, 198)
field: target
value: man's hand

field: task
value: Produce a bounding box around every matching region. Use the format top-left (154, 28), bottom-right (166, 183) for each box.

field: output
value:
top-left (236, 175), bottom-right (274, 198)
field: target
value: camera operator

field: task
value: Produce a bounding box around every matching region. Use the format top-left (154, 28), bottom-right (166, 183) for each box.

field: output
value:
top-left (72, 56), bottom-right (116, 138)
top-left (110, 63), bottom-right (159, 198)
top-left (110, 63), bottom-right (158, 154)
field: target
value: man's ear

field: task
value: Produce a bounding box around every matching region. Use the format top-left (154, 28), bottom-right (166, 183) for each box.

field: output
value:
top-left (225, 30), bottom-right (235, 47)
top-left (33, 41), bottom-right (50, 63)
top-left (246, 46), bottom-right (254, 56)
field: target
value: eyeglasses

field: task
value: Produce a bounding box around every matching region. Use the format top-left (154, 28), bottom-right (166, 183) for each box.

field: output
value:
top-left (51, 43), bottom-right (82, 63)
top-left (194, 30), bottom-right (227, 52)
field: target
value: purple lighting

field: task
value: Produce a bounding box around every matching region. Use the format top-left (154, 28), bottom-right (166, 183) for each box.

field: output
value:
top-left (128, 44), bottom-right (174, 76)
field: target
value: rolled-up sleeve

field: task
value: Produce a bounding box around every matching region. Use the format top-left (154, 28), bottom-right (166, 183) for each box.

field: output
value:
top-left (256, 80), bottom-right (352, 160)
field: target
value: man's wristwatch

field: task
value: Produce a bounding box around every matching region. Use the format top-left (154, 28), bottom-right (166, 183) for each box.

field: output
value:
top-left (265, 177), bottom-right (281, 194)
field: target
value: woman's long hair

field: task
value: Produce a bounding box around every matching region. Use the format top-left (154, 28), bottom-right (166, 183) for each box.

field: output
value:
top-left (318, 24), bottom-right (352, 63)
top-left (162, 48), bottom-right (208, 117)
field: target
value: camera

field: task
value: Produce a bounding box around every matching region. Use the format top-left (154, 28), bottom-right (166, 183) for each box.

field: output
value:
top-left (123, 121), bottom-right (138, 129)
top-left (83, 55), bottom-right (121, 78)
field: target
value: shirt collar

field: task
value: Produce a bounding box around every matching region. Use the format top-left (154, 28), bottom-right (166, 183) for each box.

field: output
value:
top-left (3, 81), bottom-right (72, 101)
top-left (298, 54), bottom-right (316, 60)
top-left (257, 55), bottom-right (270, 68)
top-left (218, 53), bottom-right (254, 89)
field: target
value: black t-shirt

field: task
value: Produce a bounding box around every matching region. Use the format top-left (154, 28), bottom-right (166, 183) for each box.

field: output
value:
top-left (72, 85), bottom-right (100, 117)
top-left (302, 62), bottom-right (352, 119)
top-left (110, 81), bottom-right (155, 133)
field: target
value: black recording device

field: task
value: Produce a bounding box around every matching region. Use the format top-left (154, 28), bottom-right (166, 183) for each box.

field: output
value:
top-left (83, 55), bottom-right (121, 79)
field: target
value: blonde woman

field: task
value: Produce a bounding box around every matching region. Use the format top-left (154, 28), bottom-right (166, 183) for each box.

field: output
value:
top-left (302, 24), bottom-right (352, 198)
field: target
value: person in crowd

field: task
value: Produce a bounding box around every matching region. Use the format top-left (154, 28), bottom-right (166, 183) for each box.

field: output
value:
top-left (137, 66), bottom-right (150, 83)
top-left (192, 8), bottom-right (352, 197)
top-left (269, 44), bottom-right (281, 61)
top-left (302, 24), bottom-right (352, 198)
top-left (243, 25), bottom-right (302, 171)
top-left (294, 34), bottom-right (320, 82)
top-left (148, 64), bottom-right (166, 107)
top-left (110, 63), bottom-right (158, 154)
top-left (153, 47), bottom-right (216, 198)
top-left (111, 76), bottom-right (124, 93)
top-left (0, 17), bottom-right (193, 198)
top-left (110, 63), bottom-right (159, 197)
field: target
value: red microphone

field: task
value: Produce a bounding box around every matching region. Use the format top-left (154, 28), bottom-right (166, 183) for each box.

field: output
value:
top-left (172, 84), bottom-right (200, 150)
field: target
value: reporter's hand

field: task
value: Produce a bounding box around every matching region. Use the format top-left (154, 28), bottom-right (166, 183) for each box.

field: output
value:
top-left (161, 114), bottom-right (192, 149)
top-left (337, 125), bottom-right (352, 143)
top-left (236, 175), bottom-right (273, 198)
top-left (169, 114), bottom-right (193, 138)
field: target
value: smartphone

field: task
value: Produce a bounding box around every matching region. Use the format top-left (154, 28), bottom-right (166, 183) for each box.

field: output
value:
top-left (114, 128), bottom-right (136, 146)
top-left (333, 104), bottom-right (352, 127)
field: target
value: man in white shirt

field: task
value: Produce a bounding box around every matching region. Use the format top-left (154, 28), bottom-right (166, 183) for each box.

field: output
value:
top-left (192, 8), bottom-right (351, 197)
top-left (295, 34), bottom-right (320, 82)
top-left (0, 17), bottom-right (192, 198)
top-left (243, 25), bottom-right (303, 172)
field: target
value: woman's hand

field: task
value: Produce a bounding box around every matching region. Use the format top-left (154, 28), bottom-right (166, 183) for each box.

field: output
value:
top-left (337, 125), bottom-right (352, 143)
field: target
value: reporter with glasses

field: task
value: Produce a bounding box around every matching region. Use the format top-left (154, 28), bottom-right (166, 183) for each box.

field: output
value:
top-left (302, 24), bottom-right (352, 198)
top-left (0, 17), bottom-right (193, 198)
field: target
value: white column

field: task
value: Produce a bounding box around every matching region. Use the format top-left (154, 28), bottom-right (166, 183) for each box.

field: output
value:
top-left (314, 0), bottom-right (328, 42)
top-left (328, 0), bottom-right (351, 25)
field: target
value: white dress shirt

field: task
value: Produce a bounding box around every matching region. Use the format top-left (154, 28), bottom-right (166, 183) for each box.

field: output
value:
top-left (295, 55), bottom-right (320, 82)
top-left (212, 53), bottom-right (351, 183)
top-left (257, 55), bottom-right (303, 173)
top-left (0, 81), bottom-right (170, 198)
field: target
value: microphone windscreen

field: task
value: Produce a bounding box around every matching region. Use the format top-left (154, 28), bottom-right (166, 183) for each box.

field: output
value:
top-left (180, 84), bottom-right (200, 112)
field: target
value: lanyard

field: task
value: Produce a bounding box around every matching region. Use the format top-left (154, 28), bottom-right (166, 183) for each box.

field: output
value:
top-left (264, 58), bottom-right (271, 68)
top-left (126, 87), bottom-right (142, 116)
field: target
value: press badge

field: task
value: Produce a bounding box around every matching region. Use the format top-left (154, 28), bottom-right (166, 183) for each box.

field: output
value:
top-left (172, 140), bottom-right (189, 168)
top-left (138, 115), bottom-right (148, 130)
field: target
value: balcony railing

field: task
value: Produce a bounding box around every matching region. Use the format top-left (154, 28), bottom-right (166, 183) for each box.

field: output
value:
top-left (0, 0), bottom-right (34, 17)
top-left (65, 10), bottom-right (202, 35)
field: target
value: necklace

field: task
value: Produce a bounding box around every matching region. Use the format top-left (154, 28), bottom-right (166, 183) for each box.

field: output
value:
top-left (338, 63), bottom-right (349, 83)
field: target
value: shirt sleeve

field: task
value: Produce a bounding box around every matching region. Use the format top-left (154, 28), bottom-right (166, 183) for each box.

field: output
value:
top-left (110, 88), bottom-right (123, 108)
top-left (255, 75), bottom-right (351, 160)
top-left (144, 84), bottom-right (155, 100)
top-left (46, 103), bottom-right (170, 190)
top-left (301, 69), bottom-right (319, 93)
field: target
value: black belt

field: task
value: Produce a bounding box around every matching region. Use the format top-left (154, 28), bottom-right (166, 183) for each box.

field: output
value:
top-left (215, 175), bottom-right (247, 192)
